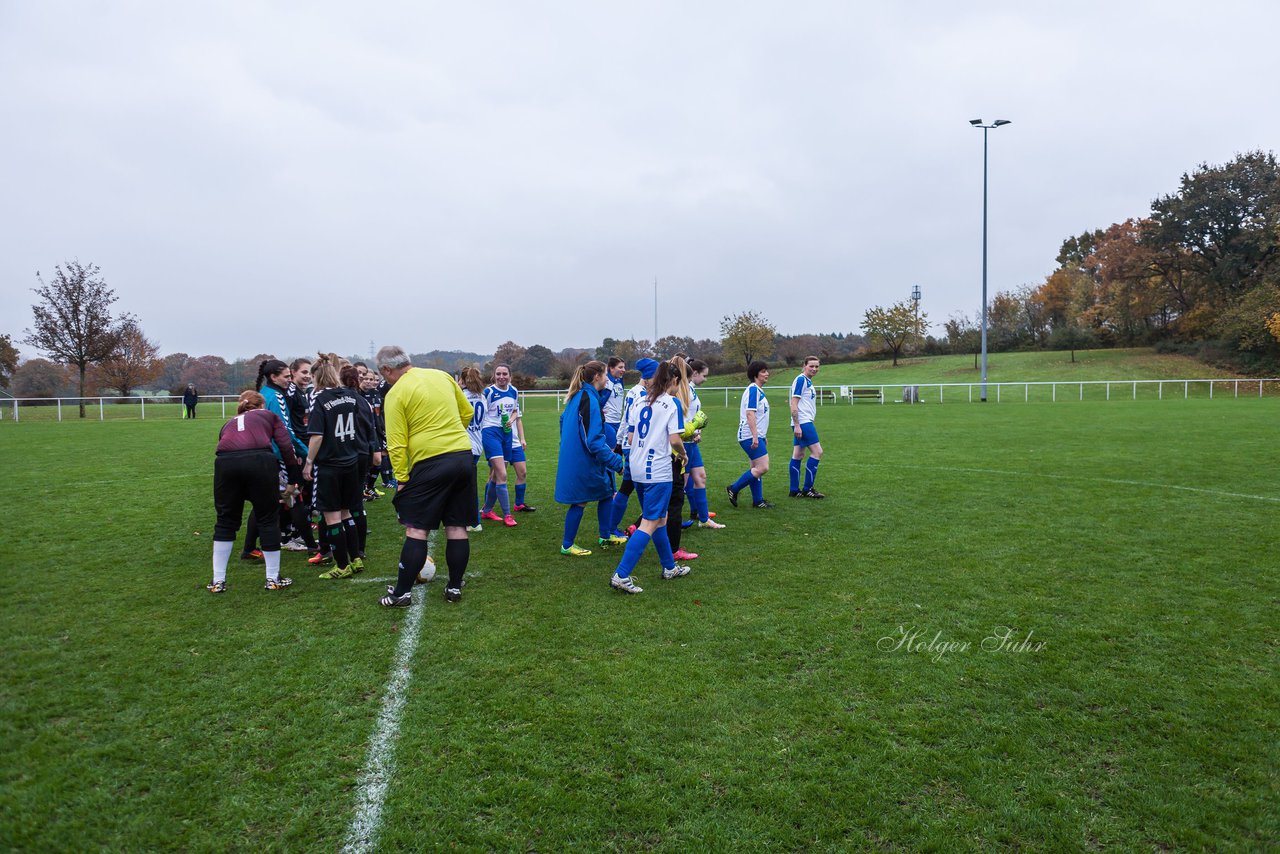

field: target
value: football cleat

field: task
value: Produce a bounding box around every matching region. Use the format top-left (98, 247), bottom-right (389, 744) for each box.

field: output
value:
top-left (503, 515), bottom-right (518, 527)
top-left (264, 577), bottom-right (293, 590)
top-left (610, 573), bottom-right (643, 594)
top-left (282, 538), bottom-right (309, 552)
top-left (661, 565), bottom-right (691, 579)
top-left (318, 564), bottom-right (353, 580)
top-left (625, 524), bottom-right (637, 536)
top-left (481, 511), bottom-right (502, 522)
top-left (444, 587), bottom-right (463, 603)
top-left (206, 580), bottom-right (226, 593)
top-left (380, 591), bottom-right (412, 608)
top-left (698, 519), bottom-right (727, 529)
top-left (560, 544), bottom-right (592, 557)
top-left (598, 534), bottom-right (628, 546)
top-left (466, 524), bottom-right (483, 532)
top-left (240, 549), bottom-right (264, 561)
top-left (307, 551), bottom-right (331, 566)
top-left (802, 488), bottom-right (826, 499)
top-left (514, 503), bottom-right (537, 512)
top-left (752, 501), bottom-right (775, 509)
top-left (725, 486), bottom-right (739, 508)
top-left (350, 557), bottom-right (365, 574)
top-left (681, 519), bottom-right (694, 529)
top-left (672, 549), bottom-right (698, 561)
top-left (789, 491), bottom-right (802, 498)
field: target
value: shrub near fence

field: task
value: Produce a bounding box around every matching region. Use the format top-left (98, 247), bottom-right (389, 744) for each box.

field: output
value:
top-left (3, 379), bottom-right (1279, 422)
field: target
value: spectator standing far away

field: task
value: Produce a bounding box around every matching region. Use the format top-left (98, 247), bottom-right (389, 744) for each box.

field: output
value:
top-left (182, 384), bottom-right (199, 419)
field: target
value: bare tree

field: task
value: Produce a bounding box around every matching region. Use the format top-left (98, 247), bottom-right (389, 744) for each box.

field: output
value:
top-left (23, 261), bottom-right (128, 417)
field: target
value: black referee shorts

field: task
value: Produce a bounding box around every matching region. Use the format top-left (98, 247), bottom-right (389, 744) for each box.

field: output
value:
top-left (392, 450), bottom-right (477, 531)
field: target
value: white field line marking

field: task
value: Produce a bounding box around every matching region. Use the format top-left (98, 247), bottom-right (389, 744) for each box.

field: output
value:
top-left (849, 462), bottom-right (1280, 504)
top-left (341, 533), bottom-right (433, 854)
top-left (351, 576), bottom-right (397, 584)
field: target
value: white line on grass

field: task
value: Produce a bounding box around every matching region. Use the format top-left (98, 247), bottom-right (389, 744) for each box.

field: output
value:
top-left (341, 533), bottom-right (433, 854)
top-left (849, 462), bottom-right (1280, 504)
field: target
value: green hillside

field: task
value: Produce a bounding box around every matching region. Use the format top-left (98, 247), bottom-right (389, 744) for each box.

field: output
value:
top-left (705, 348), bottom-right (1245, 387)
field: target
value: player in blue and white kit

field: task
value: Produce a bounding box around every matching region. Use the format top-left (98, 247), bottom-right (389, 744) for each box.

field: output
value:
top-left (607, 358), bottom-right (656, 539)
top-left (609, 361), bottom-right (691, 593)
top-left (726, 360), bottom-right (773, 509)
top-left (479, 365), bottom-right (521, 526)
top-left (789, 356), bottom-right (825, 499)
top-left (682, 358), bottom-right (725, 529)
top-left (459, 367), bottom-right (487, 530)
top-left (601, 357), bottom-right (626, 448)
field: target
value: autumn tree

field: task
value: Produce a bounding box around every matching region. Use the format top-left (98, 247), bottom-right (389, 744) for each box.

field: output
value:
top-left (720, 311), bottom-right (776, 368)
top-left (181, 355), bottom-right (231, 394)
top-left (653, 335), bottom-right (696, 359)
top-left (492, 340), bottom-right (527, 368)
top-left (95, 320), bottom-right (161, 395)
top-left (861, 301), bottom-right (928, 366)
top-left (0, 334), bottom-right (17, 388)
top-left (514, 344), bottom-right (557, 377)
top-left (10, 358), bottom-right (71, 399)
top-left (23, 261), bottom-right (130, 417)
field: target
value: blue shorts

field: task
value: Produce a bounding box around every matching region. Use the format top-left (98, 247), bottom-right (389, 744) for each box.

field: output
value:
top-left (739, 437), bottom-right (769, 461)
top-left (793, 422), bottom-right (820, 448)
top-left (482, 427), bottom-right (513, 461)
top-left (685, 442), bottom-right (704, 469)
top-left (508, 445), bottom-right (526, 464)
top-left (634, 481), bottom-right (673, 521)
top-left (603, 422), bottom-right (619, 448)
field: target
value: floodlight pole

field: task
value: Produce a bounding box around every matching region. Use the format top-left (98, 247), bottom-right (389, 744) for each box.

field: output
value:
top-left (971, 118), bottom-right (1010, 402)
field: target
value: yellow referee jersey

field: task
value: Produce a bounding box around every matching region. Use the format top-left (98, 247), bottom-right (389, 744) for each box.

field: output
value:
top-left (384, 368), bottom-right (473, 483)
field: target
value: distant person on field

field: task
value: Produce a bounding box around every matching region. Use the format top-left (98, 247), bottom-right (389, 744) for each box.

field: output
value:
top-left (788, 356), bottom-right (825, 499)
top-left (555, 360), bottom-right (625, 557)
top-left (207, 390), bottom-right (301, 593)
top-left (378, 344), bottom-right (476, 607)
top-left (726, 360), bottom-right (773, 509)
top-left (182, 384), bottom-right (198, 419)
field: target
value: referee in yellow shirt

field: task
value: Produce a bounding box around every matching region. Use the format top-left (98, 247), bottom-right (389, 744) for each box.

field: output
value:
top-left (376, 344), bottom-right (476, 606)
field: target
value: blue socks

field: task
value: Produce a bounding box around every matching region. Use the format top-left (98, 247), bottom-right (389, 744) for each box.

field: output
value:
top-left (496, 484), bottom-right (511, 516)
top-left (610, 490), bottom-right (630, 533)
top-left (483, 480), bottom-right (496, 513)
top-left (749, 476), bottom-right (764, 505)
top-left (804, 457), bottom-right (820, 491)
top-left (790, 458), bottom-right (802, 493)
top-left (596, 500), bottom-right (614, 539)
top-left (652, 526), bottom-right (675, 569)
top-left (615, 529), bottom-right (651, 577)
top-left (690, 487), bottom-right (708, 522)
top-left (515, 483), bottom-right (526, 506)
top-left (562, 505), bottom-right (584, 549)
top-left (730, 470), bottom-right (754, 494)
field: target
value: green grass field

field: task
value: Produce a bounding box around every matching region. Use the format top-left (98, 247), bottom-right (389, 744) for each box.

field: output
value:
top-left (2, 387), bottom-right (1278, 850)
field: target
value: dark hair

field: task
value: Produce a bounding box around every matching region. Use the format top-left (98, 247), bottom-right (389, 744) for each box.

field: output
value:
top-left (804, 355), bottom-right (819, 365)
top-left (340, 365), bottom-right (361, 390)
top-left (688, 358), bottom-right (708, 374)
top-left (607, 356), bottom-right (624, 369)
top-left (354, 361), bottom-right (369, 370)
top-left (289, 357), bottom-right (311, 373)
top-left (646, 360), bottom-right (678, 407)
top-left (256, 358), bottom-right (289, 391)
top-left (747, 360), bottom-right (768, 381)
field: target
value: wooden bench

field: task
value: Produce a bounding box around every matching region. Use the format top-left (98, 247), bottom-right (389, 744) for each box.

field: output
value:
top-left (844, 387), bottom-right (883, 403)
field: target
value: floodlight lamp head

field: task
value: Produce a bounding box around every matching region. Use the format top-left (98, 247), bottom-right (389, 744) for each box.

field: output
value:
top-left (993, 119), bottom-right (1011, 126)
top-left (969, 119), bottom-right (983, 126)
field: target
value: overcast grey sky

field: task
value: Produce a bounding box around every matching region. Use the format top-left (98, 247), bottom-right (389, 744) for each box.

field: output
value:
top-left (4, 1), bottom-right (1277, 361)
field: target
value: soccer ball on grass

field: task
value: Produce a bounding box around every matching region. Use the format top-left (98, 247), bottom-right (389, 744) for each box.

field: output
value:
top-left (417, 556), bottom-right (436, 584)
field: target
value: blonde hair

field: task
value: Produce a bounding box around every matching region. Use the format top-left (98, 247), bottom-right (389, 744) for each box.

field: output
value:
top-left (669, 355), bottom-right (692, 414)
top-left (459, 366), bottom-right (483, 395)
top-left (312, 352), bottom-right (342, 389)
top-left (566, 360), bottom-right (607, 399)
top-left (237, 390), bottom-right (265, 414)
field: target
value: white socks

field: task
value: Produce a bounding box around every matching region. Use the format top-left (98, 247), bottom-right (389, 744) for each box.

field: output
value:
top-left (264, 550), bottom-right (281, 581)
top-left (212, 540), bottom-right (234, 584)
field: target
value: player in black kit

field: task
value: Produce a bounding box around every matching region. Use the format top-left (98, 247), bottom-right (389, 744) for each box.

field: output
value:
top-left (304, 353), bottom-right (364, 580)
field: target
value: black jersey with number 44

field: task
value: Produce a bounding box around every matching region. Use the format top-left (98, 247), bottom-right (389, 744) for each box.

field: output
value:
top-left (307, 388), bottom-right (361, 467)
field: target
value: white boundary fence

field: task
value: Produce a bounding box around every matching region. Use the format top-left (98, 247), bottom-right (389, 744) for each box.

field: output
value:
top-left (3, 378), bottom-right (1278, 421)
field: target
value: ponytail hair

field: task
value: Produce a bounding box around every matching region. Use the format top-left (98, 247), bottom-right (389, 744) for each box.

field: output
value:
top-left (645, 360), bottom-right (677, 408)
top-left (339, 364), bottom-right (360, 390)
top-left (256, 358), bottom-right (288, 391)
top-left (312, 352), bottom-right (341, 389)
top-left (566, 360), bottom-right (607, 398)
top-left (669, 356), bottom-right (692, 414)
top-left (459, 366), bottom-right (483, 394)
top-left (237, 390), bottom-right (265, 414)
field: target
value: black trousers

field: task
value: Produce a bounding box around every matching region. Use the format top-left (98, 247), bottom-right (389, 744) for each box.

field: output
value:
top-left (214, 450), bottom-right (281, 550)
top-left (666, 458), bottom-right (686, 551)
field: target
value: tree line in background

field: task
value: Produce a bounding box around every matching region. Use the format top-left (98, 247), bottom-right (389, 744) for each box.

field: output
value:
top-left (7, 151), bottom-right (1278, 411)
top-left (952, 150), bottom-right (1280, 370)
